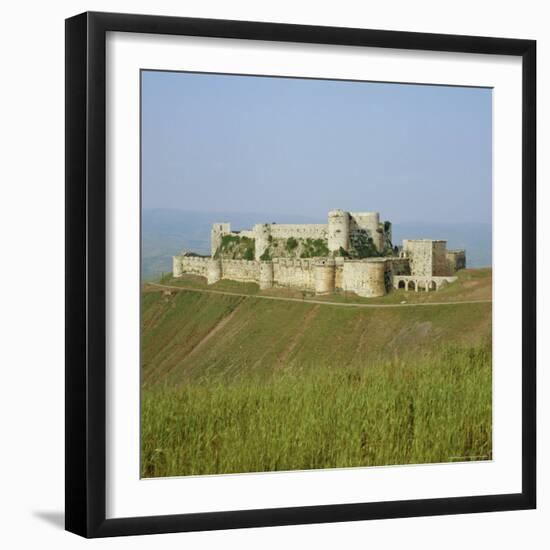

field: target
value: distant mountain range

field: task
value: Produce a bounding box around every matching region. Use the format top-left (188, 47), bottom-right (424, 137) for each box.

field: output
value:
top-left (141, 209), bottom-right (492, 281)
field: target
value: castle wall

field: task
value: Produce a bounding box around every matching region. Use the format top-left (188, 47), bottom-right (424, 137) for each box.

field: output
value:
top-left (269, 224), bottom-right (328, 240)
top-left (432, 241), bottom-right (450, 276)
top-left (211, 222), bottom-right (231, 257)
top-left (403, 240), bottom-right (434, 277)
top-left (389, 258), bottom-right (411, 276)
top-left (342, 259), bottom-right (389, 297)
top-left (314, 258), bottom-right (336, 294)
top-left (446, 249), bottom-right (466, 272)
top-left (272, 258), bottom-right (315, 290)
top-left (349, 211), bottom-right (383, 251)
top-left (173, 256), bottom-right (183, 278)
top-left (175, 213), bottom-right (463, 298)
top-left (174, 256), bottom-right (210, 277)
top-left (403, 240), bottom-right (451, 277)
top-left (334, 257), bottom-right (345, 289)
top-left (259, 261), bottom-right (274, 289)
top-left (221, 259), bottom-right (259, 283)
top-left (327, 209), bottom-right (350, 252)
top-left (207, 258), bottom-right (222, 284)
top-left (254, 224), bottom-right (271, 260)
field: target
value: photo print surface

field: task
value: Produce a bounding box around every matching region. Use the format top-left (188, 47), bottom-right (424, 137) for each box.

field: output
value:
top-left (140, 70), bottom-right (492, 478)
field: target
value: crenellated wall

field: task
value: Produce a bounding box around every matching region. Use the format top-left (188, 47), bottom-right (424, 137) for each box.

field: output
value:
top-left (173, 256), bottom-right (210, 278)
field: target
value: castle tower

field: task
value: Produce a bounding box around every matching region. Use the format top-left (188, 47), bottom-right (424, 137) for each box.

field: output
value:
top-left (365, 259), bottom-right (388, 297)
top-left (349, 211), bottom-right (383, 251)
top-left (207, 257), bottom-right (222, 285)
top-left (403, 240), bottom-right (450, 277)
top-left (254, 223), bottom-right (271, 260)
top-left (328, 209), bottom-right (350, 254)
top-left (314, 258), bottom-right (336, 295)
top-left (259, 261), bottom-right (274, 290)
top-left (172, 255), bottom-right (183, 278)
top-left (211, 223), bottom-right (231, 257)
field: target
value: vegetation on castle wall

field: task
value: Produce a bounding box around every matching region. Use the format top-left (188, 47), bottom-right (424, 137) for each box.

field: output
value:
top-left (215, 234), bottom-right (256, 260)
top-left (350, 230), bottom-right (380, 258)
top-left (337, 246), bottom-right (350, 258)
top-left (260, 236), bottom-right (329, 259)
top-left (286, 237), bottom-right (298, 252)
top-left (299, 238), bottom-right (329, 258)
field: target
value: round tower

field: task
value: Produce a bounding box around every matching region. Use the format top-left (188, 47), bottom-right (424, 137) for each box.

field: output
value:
top-left (366, 259), bottom-right (387, 297)
top-left (254, 223), bottom-right (272, 260)
top-left (327, 209), bottom-right (350, 254)
top-left (207, 258), bottom-right (222, 285)
top-left (356, 212), bottom-right (383, 251)
top-left (172, 256), bottom-right (183, 278)
top-left (259, 261), bottom-right (274, 290)
top-left (314, 258), bottom-right (336, 295)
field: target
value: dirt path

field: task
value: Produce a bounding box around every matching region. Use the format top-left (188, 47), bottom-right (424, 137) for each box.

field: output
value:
top-left (147, 282), bottom-right (492, 309)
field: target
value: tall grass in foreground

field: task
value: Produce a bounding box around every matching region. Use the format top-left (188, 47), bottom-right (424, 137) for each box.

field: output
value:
top-left (141, 343), bottom-right (491, 477)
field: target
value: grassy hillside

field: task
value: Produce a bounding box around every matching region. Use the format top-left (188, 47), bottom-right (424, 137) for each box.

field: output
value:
top-left (141, 275), bottom-right (492, 477)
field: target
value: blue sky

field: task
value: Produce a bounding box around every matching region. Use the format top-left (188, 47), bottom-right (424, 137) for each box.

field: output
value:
top-left (141, 70), bottom-right (492, 224)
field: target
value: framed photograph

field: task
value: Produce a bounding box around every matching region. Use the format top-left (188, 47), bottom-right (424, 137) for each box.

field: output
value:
top-left (65, 11), bottom-right (536, 538)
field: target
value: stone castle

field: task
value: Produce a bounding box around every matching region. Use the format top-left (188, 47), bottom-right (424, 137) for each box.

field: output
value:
top-left (173, 210), bottom-right (466, 298)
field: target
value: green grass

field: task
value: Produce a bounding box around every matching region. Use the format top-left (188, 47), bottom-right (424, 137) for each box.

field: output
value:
top-left (141, 286), bottom-right (492, 477)
top-left (142, 343), bottom-right (492, 477)
top-left (215, 234), bottom-right (255, 260)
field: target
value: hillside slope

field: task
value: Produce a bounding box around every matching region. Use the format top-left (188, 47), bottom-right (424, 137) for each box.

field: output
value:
top-left (141, 287), bottom-right (491, 386)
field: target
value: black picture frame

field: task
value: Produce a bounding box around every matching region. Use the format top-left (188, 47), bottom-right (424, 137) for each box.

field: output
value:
top-left (65, 11), bottom-right (536, 538)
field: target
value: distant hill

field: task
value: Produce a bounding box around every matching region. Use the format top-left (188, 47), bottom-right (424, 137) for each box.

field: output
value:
top-left (141, 209), bottom-right (492, 280)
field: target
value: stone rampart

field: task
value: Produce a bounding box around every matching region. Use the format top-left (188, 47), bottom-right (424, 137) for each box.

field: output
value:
top-left (342, 258), bottom-right (389, 297)
top-left (314, 258), bottom-right (336, 294)
top-left (174, 256), bottom-right (210, 278)
top-left (221, 259), bottom-right (259, 283)
top-left (269, 224), bottom-right (328, 240)
top-left (272, 258), bottom-right (315, 290)
top-left (334, 257), bottom-right (345, 289)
